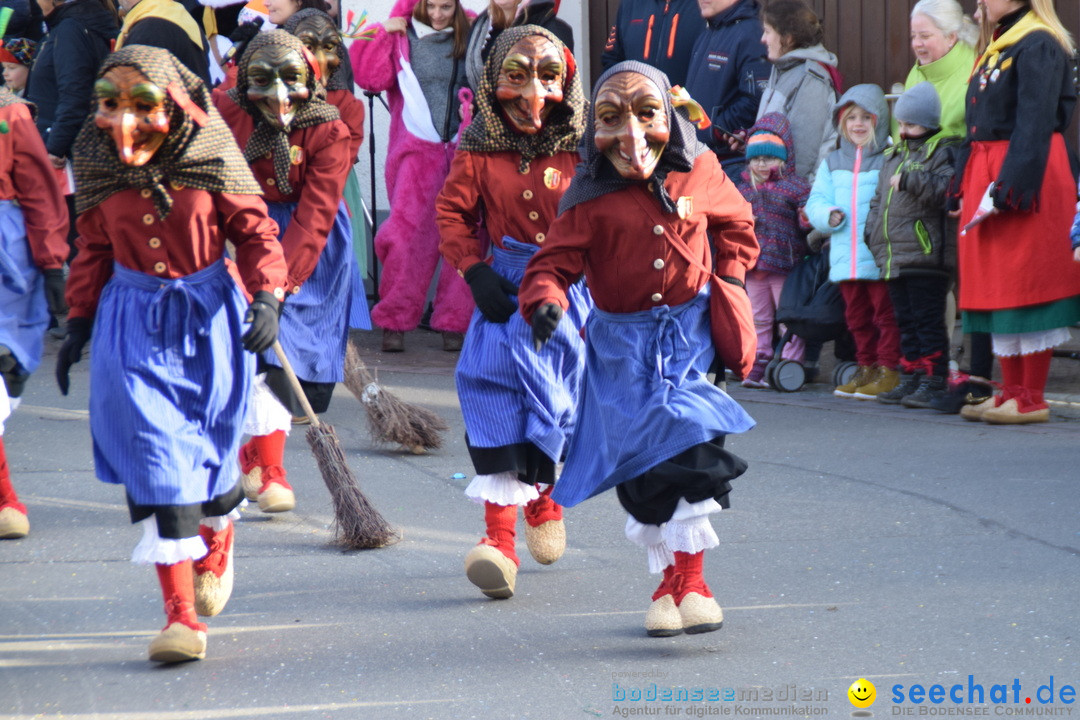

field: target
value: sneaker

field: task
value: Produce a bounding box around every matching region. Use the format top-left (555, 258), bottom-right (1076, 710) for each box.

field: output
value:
top-left (901, 375), bottom-right (947, 409)
top-left (854, 366), bottom-right (900, 400)
top-left (834, 365), bottom-right (875, 397)
top-left (442, 331), bottom-right (464, 352)
top-left (741, 358), bottom-right (769, 389)
top-left (877, 373), bottom-right (922, 405)
top-left (381, 330), bottom-right (404, 353)
top-left (930, 379), bottom-right (994, 414)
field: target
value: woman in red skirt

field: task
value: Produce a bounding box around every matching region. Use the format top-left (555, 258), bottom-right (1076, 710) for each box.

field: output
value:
top-left (954, 0), bottom-right (1080, 425)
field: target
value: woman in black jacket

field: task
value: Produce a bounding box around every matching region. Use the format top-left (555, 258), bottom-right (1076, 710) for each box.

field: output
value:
top-left (463, 0), bottom-right (572, 90)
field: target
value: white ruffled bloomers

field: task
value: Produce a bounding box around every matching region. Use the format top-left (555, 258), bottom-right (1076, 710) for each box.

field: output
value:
top-left (243, 373), bottom-right (292, 437)
top-left (131, 509), bottom-right (241, 565)
top-left (625, 498), bottom-right (723, 573)
top-left (0, 385), bottom-right (18, 436)
top-left (464, 471), bottom-right (540, 506)
top-left (992, 327), bottom-right (1071, 357)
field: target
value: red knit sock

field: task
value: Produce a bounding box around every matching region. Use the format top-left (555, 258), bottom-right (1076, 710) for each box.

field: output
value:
top-left (480, 501), bottom-right (519, 567)
top-left (0, 437), bottom-right (25, 514)
top-left (997, 353), bottom-right (1023, 405)
top-left (652, 564), bottom-right (677, 601)
top-left (238, 439), bottom-right (260, 475)
top-left (523, 484), bottom-right (563, 527)
top-left (671, 551), bottom-right (712, 605)
top-left (1020, 349), bottom-right (1053, 408)
top-left (155, 561), bottom-right (206, 632)
top-left (252, 430), bottom-right (288, 489)
top-left (252, 430), bottom-right (286, 468)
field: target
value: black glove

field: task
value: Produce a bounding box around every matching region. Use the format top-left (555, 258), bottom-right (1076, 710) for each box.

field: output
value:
top-left (42, 268), bottom-right (68, 317)
top-left (464, 262), bottom-right (519, 324)
top-left (55, 316), bottom-right (92, 396)
top-left (531, 303), bottom-right (563, 352)
top-left (241, 290), bottom-right (280, 353)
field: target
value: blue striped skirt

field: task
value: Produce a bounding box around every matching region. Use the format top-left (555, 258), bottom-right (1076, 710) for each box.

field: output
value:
top-left (262, 201), bottom-right (354, 383)
top-left (455, 236), bottom-right (592, 463)
top-left (340, 199), bottom-right (372, 331)
top-left (0, 201), bottom-right (48, 375)
top-left (89, 259), bottom-right (253, 506)
top-left (551, 289), bottom-right (756, 509)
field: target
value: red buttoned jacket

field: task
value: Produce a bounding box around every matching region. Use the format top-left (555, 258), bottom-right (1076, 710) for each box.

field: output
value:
top-left (519, 153), bottom-right (758, 317)
top-left (436, 150), bottom-right (579, 275)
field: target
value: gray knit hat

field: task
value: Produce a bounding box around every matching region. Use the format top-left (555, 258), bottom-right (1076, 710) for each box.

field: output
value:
top-left (894, 81), bottom-right (941, 131)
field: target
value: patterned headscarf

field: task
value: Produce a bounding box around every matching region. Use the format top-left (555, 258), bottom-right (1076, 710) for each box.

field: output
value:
top-left (458, 24), bottom-right (585, 173)
top-left (73, 45), bottom-right (262, 218)
top-left (559, 61), bottom-right (709, 216)
top-left (281, 8), bottom-right (350, 92)
top-left (0, 38), bottom-right (36, 67)
top-left (226, 30), bottom-right (340, 194)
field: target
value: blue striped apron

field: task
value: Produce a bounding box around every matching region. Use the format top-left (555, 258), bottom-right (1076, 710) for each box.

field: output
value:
top-left (339, 199), bottom-right (372, 330)
top-left (551, 289), bottom-right (756, 509)
top-left (262, 201), bottom-right (352, 383)
top-left (455, 236), bottom-right (592, 463)
top-left (0, 201), bottom-right (48, 374)
top-left (90, 259), bottom-right (253, 506)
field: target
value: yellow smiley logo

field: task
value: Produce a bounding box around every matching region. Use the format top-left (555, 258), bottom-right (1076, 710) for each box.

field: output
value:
top-left (848, 678), bottom-right (876, 709)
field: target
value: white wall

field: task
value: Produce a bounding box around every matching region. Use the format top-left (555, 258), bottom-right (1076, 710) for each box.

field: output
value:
top-left (340, 0), bottom-right (586, 213)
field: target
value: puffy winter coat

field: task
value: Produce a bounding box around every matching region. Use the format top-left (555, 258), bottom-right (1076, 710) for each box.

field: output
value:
top-left (25, 0), bottom-right (117, 158)
top-left (805, 84), bottom-right (890, 283)
top-left (865, 132), bottom-right (960, 279)
top-left (734, 112), bottom-right (811, 275)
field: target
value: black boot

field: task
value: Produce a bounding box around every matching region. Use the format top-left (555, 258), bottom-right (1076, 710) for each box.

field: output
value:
top-left (877, 372), bottom-right (922, 405)
top-left (902, 375), bottom-right (948, 409)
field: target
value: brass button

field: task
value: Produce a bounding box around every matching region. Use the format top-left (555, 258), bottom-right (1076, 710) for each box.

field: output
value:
top-left (651, 292), bottom-right (663, 303)
top-left (153, 261), bottom-right (167, 274)
top-left (142, 213), bottom-right (154, 225)
top-left (140, 188), bottom-right (152, 199)
top-left (169, 181), bottom-right (185, 191)
top-left (264, 152), bottom-right (272, 159)
top-left (535, 232), bottom-right (546, 243)
top-left (519, 166), bottom-right (530, 175)
top-left (652, 225), bottom-right (664, 235)
top-left (653, 258), bottom-right (665, 270)
top-left (292, 285), bottom-right (301, 294)
top-left (273, 287), bottom-right (285, 300)
top-left (148, 237), bottom-right (162, 249)
top-left (266, 177), bottom-right (276, 187)
top-left (648, 182), bottom-right (655, 192)
top-left (528, 211), bottom-right (539, 221)
top-left (522, 189), bottom-right (534, 200)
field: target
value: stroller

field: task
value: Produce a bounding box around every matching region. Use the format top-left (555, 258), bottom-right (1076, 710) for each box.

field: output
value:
top-left (765, 251), bottom-right (856, 392)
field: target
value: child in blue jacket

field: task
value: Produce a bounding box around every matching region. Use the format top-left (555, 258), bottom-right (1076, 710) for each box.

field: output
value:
top-left (806, 83), bottom-right (900, 400)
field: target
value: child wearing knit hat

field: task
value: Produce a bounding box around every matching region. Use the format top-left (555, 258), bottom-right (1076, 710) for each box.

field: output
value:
top-left (863, 81), bottom-right (962, 409)
top-left (0, 39), bottom-right (36, 98)
top-left (735, 112), bottom-right (813, 388)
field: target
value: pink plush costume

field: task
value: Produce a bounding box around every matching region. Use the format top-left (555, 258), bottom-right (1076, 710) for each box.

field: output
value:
top-left (350, 0), bottom-right (474, 335)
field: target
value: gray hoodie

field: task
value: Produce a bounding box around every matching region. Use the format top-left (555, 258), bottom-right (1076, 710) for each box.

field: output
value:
top-left (757, 44), bottom-right (839, 182)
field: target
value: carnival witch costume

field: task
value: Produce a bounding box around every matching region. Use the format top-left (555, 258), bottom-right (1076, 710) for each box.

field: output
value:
top-left (55, 46), bottom-right (288, 662)
top-left (283, 7), bottom-right (372, 333)
top-left (435, 25), bottom-right (590, 599)
top-left (0, 87), bottom-right (69, 540)
top-left (519, 61), bottom-right (758, 636)
top-left (215, 31), bottom-right (354, 514)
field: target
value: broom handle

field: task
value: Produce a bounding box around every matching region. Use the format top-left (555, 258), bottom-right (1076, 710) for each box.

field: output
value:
top-left (271, 340), bottom-right (321, 429)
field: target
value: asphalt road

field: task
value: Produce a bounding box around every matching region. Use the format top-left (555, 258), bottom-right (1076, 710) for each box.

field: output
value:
top-left (2, 329), bottom-right (1078, 720)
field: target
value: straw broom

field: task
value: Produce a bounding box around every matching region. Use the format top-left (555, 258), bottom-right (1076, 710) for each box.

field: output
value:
top-left (272, 341), bottom-right (399, 550)
top-left (343, 341), bottom-right (448, 454)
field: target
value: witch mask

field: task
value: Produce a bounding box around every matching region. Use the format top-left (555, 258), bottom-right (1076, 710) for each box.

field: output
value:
top-left (245, 43), bottom-right (311, 130)
top-left (593, 71), bottom-right (670, 181)
top-left (94, 66), bottom-right (170, 167)
top-left (495, 34), bottom-right (565, 135)
top-left (292, 13), bottom-right (340, 88)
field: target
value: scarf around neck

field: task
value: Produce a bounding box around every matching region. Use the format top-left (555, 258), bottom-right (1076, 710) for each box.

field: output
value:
top-left (458, 24), bottom-right (585, 173)
top-left (74, 45), bottom-right (262, 218)
top-left (226, 30), bottom-right (340, 194)
top-left (559, 61), bottom-right (709, 216)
